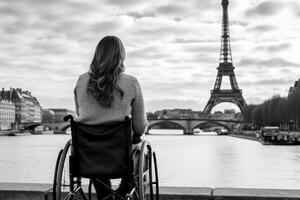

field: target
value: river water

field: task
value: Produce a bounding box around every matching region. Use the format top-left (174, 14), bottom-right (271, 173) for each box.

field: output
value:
top-left (1, 130), bottom-right (300, 189)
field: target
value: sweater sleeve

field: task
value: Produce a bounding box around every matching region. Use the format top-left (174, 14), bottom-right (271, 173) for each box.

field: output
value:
top-left (132, 79), bottom-right (148, 136)
top-left (74, 87), bottom-right (79, 118)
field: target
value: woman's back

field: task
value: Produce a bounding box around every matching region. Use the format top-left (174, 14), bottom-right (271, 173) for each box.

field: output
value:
top-left (74, 72), bottom-right (147, 136)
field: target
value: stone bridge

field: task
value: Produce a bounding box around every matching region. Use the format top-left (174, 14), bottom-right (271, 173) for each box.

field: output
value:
top-left (24, 118), bottom-right (242, 135)
top-left (23, 122), bottom-right (70, 134)
top-left (148, 118), bottom-right (240, 135)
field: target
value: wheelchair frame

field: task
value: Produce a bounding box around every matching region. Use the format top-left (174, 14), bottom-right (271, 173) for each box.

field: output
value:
top-left (53, 115), bottom-right (159, 200)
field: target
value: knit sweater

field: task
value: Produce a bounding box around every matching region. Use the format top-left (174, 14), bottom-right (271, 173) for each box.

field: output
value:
top-left (74, 72), bottom-right (148, 136)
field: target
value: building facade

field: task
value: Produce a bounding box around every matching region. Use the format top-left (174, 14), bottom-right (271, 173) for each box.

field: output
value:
top-left (0, 99), bottom-right (15, 130)
top-left (42, 108), bottom-right (75, 123)
top-left (33, 98), bottom-right (42, 123)
top-left (0, 88), bottom-right (42, 130)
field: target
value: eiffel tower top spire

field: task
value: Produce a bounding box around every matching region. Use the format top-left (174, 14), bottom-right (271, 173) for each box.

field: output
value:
top-left (219, 0), bottom-right (233, 65)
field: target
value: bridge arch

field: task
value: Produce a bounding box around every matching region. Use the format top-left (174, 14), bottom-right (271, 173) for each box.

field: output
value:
top-left (23, 123), bottom-right (42, 130)
top-left (206, 100), bottom-right (244, 114)
top-left (211, 102), bottom-right (241, 113)
top-left (192, 121), bottom-right (231, 131)
top-left (148, 120), bottom-right (187, 134)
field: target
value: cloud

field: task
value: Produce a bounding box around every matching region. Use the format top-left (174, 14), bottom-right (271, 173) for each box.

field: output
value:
top-left (255, 42), bottom-right (291, 52)
top-left (0, 0), bottom-right (299, 111)
top-left (245, 0), bottom-right (283, 17)
top-left (27, 39), bottom-right (68, 55)
top-left (171, 38), bottom-right (218, 44)
top-left (0, 5), bottom-right (26, 17)
top-left (105, 0), bottom-right (142, 6)
top-left (191, 1), bottom-right (220, 10)
top-left (155, 4), bottom-right (187, 15)
top-left (231, 20), bottom-right (248, 27)
top-left (89, 20), bottom-right (122, 33)
top-left (246, 25), bottom-right (276, 32)
top-left (127, 45), bottom-right (171, 60)
top-left (126, 11), bottom-right (155, 19)
top-left (238, 57), bottom-right (299, 68)
top-left (241, 78), bottom-right (292, 86)
top-left (183, 44), bottom-right (218, 53)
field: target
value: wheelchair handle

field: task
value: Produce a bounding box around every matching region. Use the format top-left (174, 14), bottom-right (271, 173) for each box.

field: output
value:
top-left (64, 114), bottom-right (74, 122)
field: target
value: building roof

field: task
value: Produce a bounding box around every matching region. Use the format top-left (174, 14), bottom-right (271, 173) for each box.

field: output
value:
top-left (0, 88), bottom-right (42, 107)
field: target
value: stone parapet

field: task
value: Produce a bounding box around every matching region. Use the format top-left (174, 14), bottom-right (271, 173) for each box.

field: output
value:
top-left (1, 183), bottom-right (300, 200)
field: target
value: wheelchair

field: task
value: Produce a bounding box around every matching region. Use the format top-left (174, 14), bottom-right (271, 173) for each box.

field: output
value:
top-left (53, 115), bottom-right (159, 200)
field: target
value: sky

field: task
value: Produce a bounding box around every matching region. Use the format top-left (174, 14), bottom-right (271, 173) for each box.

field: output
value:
top-left (0, 0), bottom-right (299, 112)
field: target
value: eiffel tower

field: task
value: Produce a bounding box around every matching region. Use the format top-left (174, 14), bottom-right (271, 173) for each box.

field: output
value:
top-left (203, 0), bottom-right (247, 114)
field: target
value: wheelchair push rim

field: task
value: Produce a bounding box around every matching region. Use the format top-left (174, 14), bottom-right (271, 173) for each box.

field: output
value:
top-left (138, 140), bottom-right (159, 200)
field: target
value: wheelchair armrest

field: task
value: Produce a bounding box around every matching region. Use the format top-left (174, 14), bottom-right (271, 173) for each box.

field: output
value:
top-left (64, 114), bottom-right (74, 122)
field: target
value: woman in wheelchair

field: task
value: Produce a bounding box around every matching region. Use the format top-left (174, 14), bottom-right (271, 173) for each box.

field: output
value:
top-left (53, 36), bottom-right (158, 200)
top-left (74, 35), bottom-right (147, 200)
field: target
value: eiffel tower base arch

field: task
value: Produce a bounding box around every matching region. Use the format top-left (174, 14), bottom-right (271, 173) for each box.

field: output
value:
top-left (203, 91), bottom-right (246, 114)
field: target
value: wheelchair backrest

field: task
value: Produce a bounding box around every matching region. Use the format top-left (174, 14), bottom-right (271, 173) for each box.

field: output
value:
top-left (65, 115), bottom-right (133, 179)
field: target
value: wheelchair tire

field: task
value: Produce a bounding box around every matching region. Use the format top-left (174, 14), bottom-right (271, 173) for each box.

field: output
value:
top-left (53, 139), bottom-right (74, 200)
top-left (53, 149), bottom-right (63, 200)
top-left (138, 141), bottom-right (159, 200)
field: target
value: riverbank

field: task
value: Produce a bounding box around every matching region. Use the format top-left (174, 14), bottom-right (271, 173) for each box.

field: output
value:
top-left (0, 130), bottom-right (11, 136)
top-left (229, 132), bottom-right (259, 142)
top-left (1, 183), bottom-right (300, 200)
top-left (230, 130), bottom-right (300, 145)
top-left (0, 130), bottom-right (54, 136)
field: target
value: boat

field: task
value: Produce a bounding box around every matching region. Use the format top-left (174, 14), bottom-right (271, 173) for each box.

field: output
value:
top-left (193, 128), bottom-right (201, 133)
top-left (259, 127), bottom-right (300, 145)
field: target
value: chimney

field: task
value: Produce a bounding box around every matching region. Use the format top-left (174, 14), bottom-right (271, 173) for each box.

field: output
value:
top-left (9, 87), bottom-right (13, 101)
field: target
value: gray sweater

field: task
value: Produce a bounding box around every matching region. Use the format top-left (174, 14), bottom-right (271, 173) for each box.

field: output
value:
top-left (74, 72), bottom-right (148, 136)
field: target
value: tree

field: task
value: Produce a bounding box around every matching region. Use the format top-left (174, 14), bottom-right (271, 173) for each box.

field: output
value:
top-left (287, 91), bottom-right (300, 130)
top-left (243, 104), bottom-right (255, 123)
top-left (252, 105), bottom-right (263, 128)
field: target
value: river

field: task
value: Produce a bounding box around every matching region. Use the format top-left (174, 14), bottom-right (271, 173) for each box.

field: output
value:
top-left (1, 130), bottom-right (300, 189)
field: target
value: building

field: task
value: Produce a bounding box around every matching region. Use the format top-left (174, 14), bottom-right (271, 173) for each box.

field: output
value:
top-left (33, 97), bottom-right (42, 123)
top-left (21, 91), bottom-right (34, 123)
top-left (14, 88), bottom-right (42, 124)
top-left (224, 109), bottom-right (235, 114)
top-left (155, 109), bottom-right (200, 119)
top-left (44, 108), bottom-right (75, 123)
top-left (0, 88), bottom-right (42, 130)
top-left (288, 79), bottom-right (300, 130)
top-left (42, 109), bottom-right (55, 123)
top-left (0, 91), bottom-right (15, 130)
top-left (288, 79), bottom-right (300, 96)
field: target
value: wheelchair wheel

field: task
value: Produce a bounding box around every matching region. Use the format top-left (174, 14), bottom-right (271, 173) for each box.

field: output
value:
top-left (138, 141), bottom-right (159, 200)
top-left (53, 139), bottom-right (75, 200)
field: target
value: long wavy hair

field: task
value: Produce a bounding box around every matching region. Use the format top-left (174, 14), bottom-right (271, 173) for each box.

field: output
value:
top-left (87, 36), bottom-right (125, 107)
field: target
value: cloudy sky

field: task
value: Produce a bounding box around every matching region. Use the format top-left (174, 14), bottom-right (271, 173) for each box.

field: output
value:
top-left (0, 0), bottom-right (299, 112)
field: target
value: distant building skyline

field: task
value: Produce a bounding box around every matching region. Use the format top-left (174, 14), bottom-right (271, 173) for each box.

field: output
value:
top-left (42, 108), bottom-right (75, 123)
top-left (147, 108), bottom-right (239, 120)
top-left (0, 0), bottom-right (299, 112)
top-left (0, 88), bottom-right (42, 130)
top-left (288, 79), bottom-right (300, 96)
